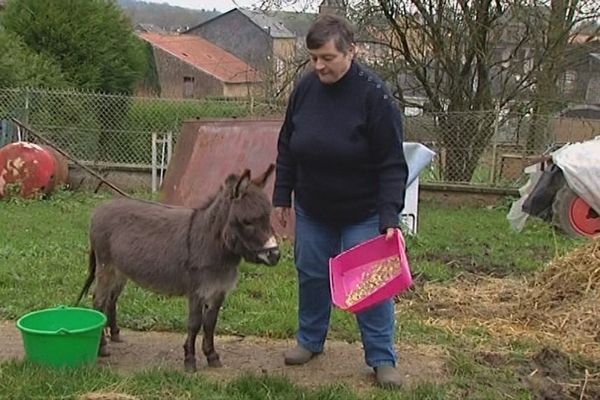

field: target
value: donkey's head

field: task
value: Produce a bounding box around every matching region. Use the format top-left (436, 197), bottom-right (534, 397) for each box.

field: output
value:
top-left (221, 164), bottom-right (280, 266)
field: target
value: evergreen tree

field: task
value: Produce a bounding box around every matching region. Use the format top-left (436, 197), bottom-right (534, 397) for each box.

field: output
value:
top-left (3, 0), bottom-right (146, 94)
top-left (0, 30), bottom-right (67, 88)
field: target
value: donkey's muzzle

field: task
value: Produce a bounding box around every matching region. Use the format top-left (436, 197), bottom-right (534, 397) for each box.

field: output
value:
top-left (257, 247), bottom-right (280, 266)
top-left (256, 236), bottom-right (280, 266)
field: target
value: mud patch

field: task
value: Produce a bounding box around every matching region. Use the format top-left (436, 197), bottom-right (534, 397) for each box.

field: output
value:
top-left (524, 347), bottom-right (600, 400)
top-left (415, 251), bottom-right (518, 277)
top-left (475, 351), bottom-right (511, 368)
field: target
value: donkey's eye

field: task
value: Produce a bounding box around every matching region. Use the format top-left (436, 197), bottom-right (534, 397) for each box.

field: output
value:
top-left (241, 218), bottom-right (253, 226)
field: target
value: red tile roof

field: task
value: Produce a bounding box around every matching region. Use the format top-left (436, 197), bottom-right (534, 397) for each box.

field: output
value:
top-left (569, 33), bottom-right (600, 44)
top-left (139, 32), bottom-right (262, 84)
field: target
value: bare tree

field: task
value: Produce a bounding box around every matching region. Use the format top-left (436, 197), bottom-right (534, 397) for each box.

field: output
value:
top-left (361, 1), bottom-right (599, 174)
top-left (252, 0), bottom-right (599, 181)
top-left (261, 50), bottom-right (310, 106)
top-left (526, 0), bottom-right (600, 152)
top-left (254, 0), bottom-right (522, 181)
top-left (350, 1), bottom-right (528, 181)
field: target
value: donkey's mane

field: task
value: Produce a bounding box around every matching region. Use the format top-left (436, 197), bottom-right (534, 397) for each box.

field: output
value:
top-left (196, 173), bottom-right (240, 211)
top-left (197, 194), bottom-right (218, 211)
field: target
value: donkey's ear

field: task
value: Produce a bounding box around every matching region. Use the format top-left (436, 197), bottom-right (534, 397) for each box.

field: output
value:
top-left (252, 163), bottom-right (275, 188)
top-left (233, 169), bottom-right (252, 199)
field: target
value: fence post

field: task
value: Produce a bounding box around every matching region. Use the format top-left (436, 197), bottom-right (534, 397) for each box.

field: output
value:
top-left (167, 132), bottom-right (173, 167)
top-left (489, 106), bottom-right (501, 185)
top-left (16, 88), bottom-right (32, 142)
top-left (152, 132), bottom-right (173, 193)
top-left (24, 88), bottom-right (30, 127)
top-left (151, 132), bottom-right (157, 193)
top-left (161, 132), bottom-right (173, 188)
top-left (158, 132), bottom-right (168, 188)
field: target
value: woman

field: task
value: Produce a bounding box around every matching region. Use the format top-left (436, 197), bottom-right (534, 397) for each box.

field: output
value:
top-left (272, 14), bottom-right (409, 388)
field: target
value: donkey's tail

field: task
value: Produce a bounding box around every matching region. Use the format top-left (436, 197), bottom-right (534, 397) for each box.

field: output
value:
top-left (74, 248), bottom-right (97, 306)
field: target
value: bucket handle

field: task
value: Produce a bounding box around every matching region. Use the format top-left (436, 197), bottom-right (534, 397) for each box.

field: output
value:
top-left (54, 306), bottom-right (71, 335)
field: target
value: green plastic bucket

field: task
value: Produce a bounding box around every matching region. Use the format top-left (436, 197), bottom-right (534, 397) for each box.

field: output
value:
top-left (16, 306), bottom-right (106, 368)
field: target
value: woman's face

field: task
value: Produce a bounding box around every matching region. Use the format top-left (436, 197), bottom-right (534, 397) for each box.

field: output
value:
top-left (309, 39), bottom-right (355, 84)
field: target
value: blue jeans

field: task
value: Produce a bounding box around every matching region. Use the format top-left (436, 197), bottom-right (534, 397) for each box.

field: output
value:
top-left (293, 203), bottom-right (397, 368)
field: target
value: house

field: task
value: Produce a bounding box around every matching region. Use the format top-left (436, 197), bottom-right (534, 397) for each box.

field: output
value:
top-left (562, 43), bottom-right (600, 104)
top-left (185, 8), bottom-right (297, 73)
top-left (138, 31), bottom-right (262, 99)
top-left (184, 8), bottom-right (311, 97)
top-left (270, 10), bottom-right (315, 37)
top-left (488, 7), bottom-right (600, 104)
top-left (268, 10), bottom-right (316, 50)
top-left (318, 0), bottom-right (347, 16)
top-left (584, 53), bottom-right (600, 103)
top-left (134, 23), bottom-right (167, 34)
top-left (553, 104), bottom-right (600, 143)
top-left (570, 33), bottom-right (600, 45)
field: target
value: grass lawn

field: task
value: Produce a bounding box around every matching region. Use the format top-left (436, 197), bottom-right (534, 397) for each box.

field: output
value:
top-left (0, 190), bottom-right (591, 399)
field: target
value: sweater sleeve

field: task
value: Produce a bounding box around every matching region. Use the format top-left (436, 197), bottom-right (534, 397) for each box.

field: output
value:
top-left (368, 93), bottom-right (409, 233)
top-left (272, 90), bottom-right (297, 207)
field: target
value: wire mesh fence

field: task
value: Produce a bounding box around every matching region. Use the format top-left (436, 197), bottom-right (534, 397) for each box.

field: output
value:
top-left (1, 87), bottom-right (598, 188)
top-left (0, 87), bottom-right (281, 166)
top-left (405, 108), bottom-right (600, 187)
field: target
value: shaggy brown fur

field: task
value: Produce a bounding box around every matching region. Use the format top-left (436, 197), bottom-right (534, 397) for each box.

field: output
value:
top-left (76, 165), bottom-right (279, 371)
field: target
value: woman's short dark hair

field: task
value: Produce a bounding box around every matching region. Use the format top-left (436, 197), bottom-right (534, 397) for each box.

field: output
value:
top-left (306, 14), bottom-right (355, 53)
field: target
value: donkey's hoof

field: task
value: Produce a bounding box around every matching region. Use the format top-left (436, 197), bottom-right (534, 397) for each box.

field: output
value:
top-left (110, 334), bottom-right (124, 343)
top-left (207, 355), bottom-right (222, 368)
top-left (98, 347), bottom-right (110, 357)
top-left (184, 360), bottom-right (197, 372)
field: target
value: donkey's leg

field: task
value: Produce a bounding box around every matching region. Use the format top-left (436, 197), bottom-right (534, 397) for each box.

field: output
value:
top-left (202, 292), bottom-right (226, 368)
top-left (92, 289), bottom-right (111, 357)
top-left (183, 295), bottom-right (205, 372)
top-left (107, 273), bottom-right (127, 343)
top-left (93, 262), bottom-right (117, 357)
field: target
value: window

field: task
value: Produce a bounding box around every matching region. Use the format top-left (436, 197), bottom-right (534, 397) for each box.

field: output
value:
top-left (564, 71), bottom-right (577, 94)
top-left (275, 58), bottom-right (285, 76)
top-left (183, 76), bottom-right (195, 98)
top-left (512, 49), bottom-right (527, 74)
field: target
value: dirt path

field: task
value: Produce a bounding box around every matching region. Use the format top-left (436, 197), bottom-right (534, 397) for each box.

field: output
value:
top-left (0, 321), bottom-right (446, 390)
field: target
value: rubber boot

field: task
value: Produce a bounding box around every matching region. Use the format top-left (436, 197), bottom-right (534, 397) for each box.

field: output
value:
top-left (375, 365), bottom-right (403, 388)
top-left (284, 344), bottom-right (318, 365)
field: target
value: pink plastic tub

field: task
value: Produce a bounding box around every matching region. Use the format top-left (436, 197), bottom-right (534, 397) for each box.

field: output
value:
top-left (329, 229), bottom-right (412, 313)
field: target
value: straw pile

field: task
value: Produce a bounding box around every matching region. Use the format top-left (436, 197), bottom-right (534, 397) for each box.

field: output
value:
top-left (523, 239), bottom-right (600, 346)
top-left (399, 239), bottom-right (600, 356)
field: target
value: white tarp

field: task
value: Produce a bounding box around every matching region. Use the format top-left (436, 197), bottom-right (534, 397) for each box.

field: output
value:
top-left (400, 142), bottom-right (436, 235)
top-left (507, 163), bottom-right (544, 231)
top-left (403, 142), bottom-right (436, 186)
top-left (552, 137), bottom-right (600, 214)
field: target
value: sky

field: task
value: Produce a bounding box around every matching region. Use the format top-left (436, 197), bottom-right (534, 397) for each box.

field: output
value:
top-left (142, 0), bottom-right (317, 12)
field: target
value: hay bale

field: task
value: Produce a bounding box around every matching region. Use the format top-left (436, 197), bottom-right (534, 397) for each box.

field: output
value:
top-left (527, 239), bottom-right (600, 310)
top-left (397, 239), bottom-right (600, 356)
top-left (520, 239), bottom-right (600, 343)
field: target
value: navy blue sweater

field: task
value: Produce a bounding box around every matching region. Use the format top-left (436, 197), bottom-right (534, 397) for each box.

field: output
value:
top-left (272, 61), bottom-right (409, 233)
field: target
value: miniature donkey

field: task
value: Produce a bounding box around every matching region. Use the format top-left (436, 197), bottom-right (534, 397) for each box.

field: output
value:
top-left (75, 165), bottom-right (280, 371)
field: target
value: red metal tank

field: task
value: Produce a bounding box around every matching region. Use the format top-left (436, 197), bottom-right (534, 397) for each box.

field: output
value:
top-left (160, 119), bottom-right (295, 238)
top-left (0, 142), bottom-right (69, 199)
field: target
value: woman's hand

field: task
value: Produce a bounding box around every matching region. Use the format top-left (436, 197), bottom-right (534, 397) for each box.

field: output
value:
top-left (385, 227), bottom-right (396, 240)
top-left (275, 207), bottom-right (291, 228)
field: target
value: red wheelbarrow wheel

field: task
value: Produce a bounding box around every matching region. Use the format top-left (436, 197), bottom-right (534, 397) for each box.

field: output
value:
top-left (552, 184), bottom-right (600, 238)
